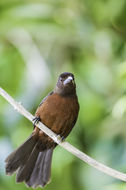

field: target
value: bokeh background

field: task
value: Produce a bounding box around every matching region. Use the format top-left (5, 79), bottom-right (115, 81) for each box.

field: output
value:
top-left (0, 0), bottom-right (126, 190)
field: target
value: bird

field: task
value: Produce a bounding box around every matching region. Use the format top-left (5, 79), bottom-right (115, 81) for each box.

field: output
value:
top-left (5, 72), bottom-right (80, 188)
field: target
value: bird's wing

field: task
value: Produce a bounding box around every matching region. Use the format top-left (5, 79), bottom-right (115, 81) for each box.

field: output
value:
top-left (38, 91), bottom-right (54, 107)
top-left (34, 91), bottom-right (54, 125)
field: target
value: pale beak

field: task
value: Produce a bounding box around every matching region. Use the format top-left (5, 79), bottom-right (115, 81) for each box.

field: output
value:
top-left (63, 76), bottom-right (74, 85)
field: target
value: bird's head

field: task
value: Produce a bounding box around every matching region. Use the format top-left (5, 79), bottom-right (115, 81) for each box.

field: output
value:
top-left (55, 72), bottom-right (76, 96)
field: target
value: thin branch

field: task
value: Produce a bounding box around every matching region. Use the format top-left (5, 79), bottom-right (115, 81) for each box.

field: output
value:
top-left (0, 87), bottom-right (126, 182)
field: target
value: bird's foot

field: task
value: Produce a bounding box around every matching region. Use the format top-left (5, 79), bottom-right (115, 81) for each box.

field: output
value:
top-left (32, 116), bottom-right (41, 127)
top-left (56, 134), bottom-right (65, 143)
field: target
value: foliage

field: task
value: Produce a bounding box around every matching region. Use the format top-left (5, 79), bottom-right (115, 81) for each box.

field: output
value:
top-left (0, 0), bottom-right (126, 190)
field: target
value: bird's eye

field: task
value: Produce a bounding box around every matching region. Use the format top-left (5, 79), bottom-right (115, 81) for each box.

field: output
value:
top-left (60, 78), bottom-right (63, 82)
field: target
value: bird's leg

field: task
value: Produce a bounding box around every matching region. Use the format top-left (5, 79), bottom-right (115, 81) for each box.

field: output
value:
top-left (32, 116), bottom-right (41, 127)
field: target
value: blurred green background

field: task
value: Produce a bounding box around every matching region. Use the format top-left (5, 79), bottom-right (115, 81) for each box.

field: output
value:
top-left (0, 0), bottom-right (126, 190)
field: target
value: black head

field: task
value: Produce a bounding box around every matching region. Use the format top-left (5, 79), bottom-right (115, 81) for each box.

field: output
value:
top-left (55, 72), bottom-right (76, 96)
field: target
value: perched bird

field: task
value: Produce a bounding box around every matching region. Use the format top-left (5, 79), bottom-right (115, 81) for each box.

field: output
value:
top-left (5, 72), bottom-right (79, 188)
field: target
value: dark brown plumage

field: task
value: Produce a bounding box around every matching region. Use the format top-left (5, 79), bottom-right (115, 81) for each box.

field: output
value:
top-left (5, 72), bottom-right (79, 188)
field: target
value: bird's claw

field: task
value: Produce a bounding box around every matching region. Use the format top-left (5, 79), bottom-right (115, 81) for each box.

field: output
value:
top-left (57, 135), bottom-right (65, 143)
top-left (33, 116), bottom-right (41, 127)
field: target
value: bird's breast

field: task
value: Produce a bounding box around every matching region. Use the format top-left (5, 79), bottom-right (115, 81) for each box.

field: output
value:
top-left (35, 93), bottom-right (79, 137)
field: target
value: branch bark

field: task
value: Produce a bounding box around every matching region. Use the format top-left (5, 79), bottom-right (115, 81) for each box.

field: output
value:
top-left (0, 87), bottom-right (126, 182)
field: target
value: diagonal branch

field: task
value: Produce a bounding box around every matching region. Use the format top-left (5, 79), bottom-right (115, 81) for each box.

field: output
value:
top-left (0, 87), bottom-right (126, 182)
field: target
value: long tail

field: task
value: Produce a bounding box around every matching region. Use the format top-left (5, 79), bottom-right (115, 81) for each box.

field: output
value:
top-left (5, 135), bottom-right (54, 188)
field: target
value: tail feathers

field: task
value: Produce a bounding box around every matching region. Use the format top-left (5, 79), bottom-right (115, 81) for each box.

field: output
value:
top-left (26, 148), bottom-right (54, 188)
top-left (5, 135), bottom-right (37, 175)
top-left (41, 148), bottom-right (53, 186)
top-left (25, 151), bottom-right (46, 187)
top-left (16, 142), bottom-right (40, 183)
top-left (5, 135), bottom-right (54, 188)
